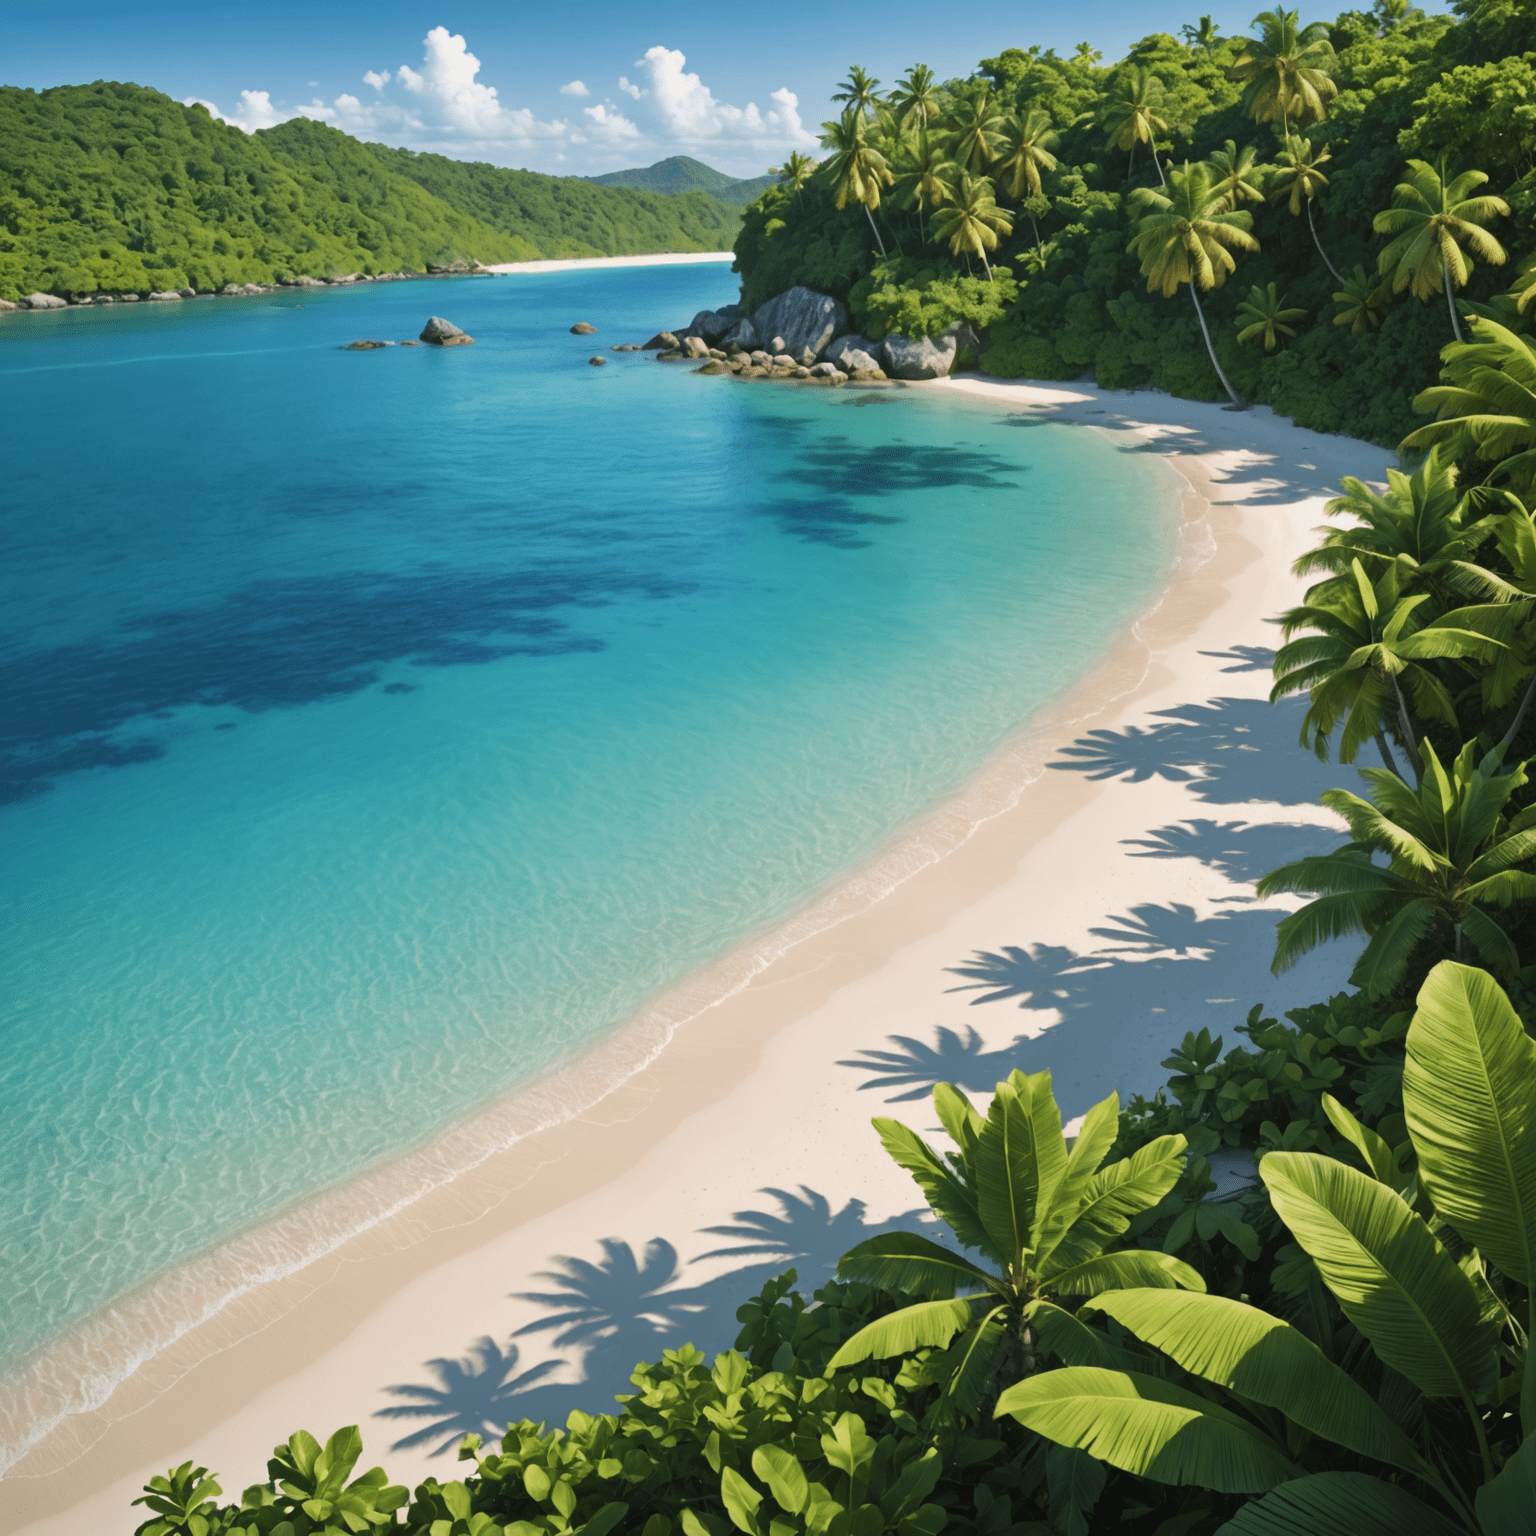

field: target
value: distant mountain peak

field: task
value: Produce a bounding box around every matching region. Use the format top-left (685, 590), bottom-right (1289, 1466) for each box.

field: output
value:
top-left (586, 156), bottom-right (776, 208)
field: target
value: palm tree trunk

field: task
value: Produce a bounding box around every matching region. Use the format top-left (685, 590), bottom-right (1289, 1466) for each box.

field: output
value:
top-left (1444, 263), bottom-right (1465, 343)
top-left (1306, 198), bottom-right (1345, 285)
top-left (1497, 668), bottom-right (1536, 754)
top-left (1153, 148), bottom-right (1167, 187)
top-left (1375, 729), bottom-right (1408, 781)
top-left (979, 243), bottom-right (994, 282)
top-left (863, 202), bottom-right (887, 259)
top-left (1127, 141), bottom-right (1136, 181)
top-left (1188, 285), bottom-right (1248, 410)
top-left (1390, 673), bottom-right (1424, 783)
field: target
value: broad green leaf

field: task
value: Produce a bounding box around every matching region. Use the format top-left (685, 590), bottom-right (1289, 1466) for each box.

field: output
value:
top-left (1262, 1152), bottom-right (1497, 1400)
top-left (1213, 1471), bottom-right (1462, 1535)
top-left (1045, 1445), bottom-right (1105, 1536)
top-left (1475, 1432), bottom-right (1536, 1536)
top-left (1033, 1092), bottom-right (1120, 1261)
top-left (1320, 1094), bottom-right (1397, 1185)
top-left (872, 1120), bottom-right (991, 1255)
top-left (1405, 962), bottom-right (1536, 1286)
top-left (820, 1414), bottom-right (874, 1480)
top-left (973, 1074), bottom-right (1066, 1265)
top-left (1032, 1301), bottom-right (1145, 1370)
top-left (931, 1083), bottom-right (984, 1160)
top-left (995, 1367), bottom-right (1298, 1494)
top-left (577, 1504), bottom-right (629, 1536)
top-left (1040, 1135), bottom-right (1188, 1276)
top-left (836, 1232), bottom-right (993, 1299)
top-left (1089, 1291), bottom-right (1423, 1475)
top-left (1047, 1248), bottom-right (1204, 1296)
top-left (751, 1447), bottom-right (808, 1516)
top-left (878, 1447), bottom-right (942, 1522)
top-left (444, 1482), bottom-right (473, 1521)
top-left (721, 1468), bottom-right (762, 1536)
top-left (936, 1307), bottom-right (1005, 1410)
top-left (825, 1299), bottom-right (974, 1371)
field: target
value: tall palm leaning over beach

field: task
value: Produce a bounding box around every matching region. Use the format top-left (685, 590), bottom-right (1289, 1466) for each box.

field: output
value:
top-left (1101, 67), bottom-right (1170, 183)
top-left (1373, 157), bottom-right (1509, 342)
top-left (825, 1072), bottom-right (1200, 1414)
top-left (1229, 7), bottom-right (1339, 133)
top-left (1254, 741), bottom-right (1536, 993)
top-left (1270, 135), bottom-right (1344, 284)
top-left (931, 174), bottom-right (1013, 280)
top-left (1127, 162), bottom-right (1257, 409)
top-left (819, 108), bottom-right (893, 258)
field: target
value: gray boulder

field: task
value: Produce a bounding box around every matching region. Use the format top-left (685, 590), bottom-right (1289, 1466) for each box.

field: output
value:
top-left (880, 322), bottom-right (979, 380)
top-left (682, 335), bottom-right (710, 358)
top-left (750, 287), bottom-right (848, 364)
top-left (420, 315), bottom-right (474, 346)
top-left (642, 330), bottom-right (679, 351)
top-left (588, 355), bottom-right (607, 366)
top-left (0, 298), bottom-right (17, 311)
top-left (570, 321), bottom-right (598, 334)
top-left (681, 305), bottom-right (745, 344)
top-left (721, 317), bottom-right (758, 350)
top-left (149, 291), bottom-right (183, 301)
top-left (24, 292), bottom-right (67, 309)
top-left (827, 334), bottom-right (882, 373)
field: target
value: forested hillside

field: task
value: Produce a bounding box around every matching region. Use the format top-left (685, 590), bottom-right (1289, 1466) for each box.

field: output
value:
top-left (0, 83), bottom-right (742, 300)
top-left (588, 154), bottom-right (776, 206)
top-left (735, 0), bottom-right (1536, 445)
top-left (359, 143), bottom-right (739, 260)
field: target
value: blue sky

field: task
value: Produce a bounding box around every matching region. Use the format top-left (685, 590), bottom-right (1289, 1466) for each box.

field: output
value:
top-left (5, 2), bottom-right (1444, 177)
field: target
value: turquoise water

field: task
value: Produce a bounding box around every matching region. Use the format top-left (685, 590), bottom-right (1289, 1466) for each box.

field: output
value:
top-left (0, 266), bottom-right (1176, 1456)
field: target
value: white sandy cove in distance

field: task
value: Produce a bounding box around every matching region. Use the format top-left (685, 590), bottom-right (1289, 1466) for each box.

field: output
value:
top-left (2, 378), bottom-right (1393, 1535)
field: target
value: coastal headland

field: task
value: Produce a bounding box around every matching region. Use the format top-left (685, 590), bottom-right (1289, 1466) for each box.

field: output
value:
top-left (0, 381), bottom-right (1389, 1535)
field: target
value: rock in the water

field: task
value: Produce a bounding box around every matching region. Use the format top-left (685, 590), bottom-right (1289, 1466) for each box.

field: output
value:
top-left (681, 305), bottom-right (745, 344)
top-left (148, 291), bottom-right (183, 302)
top-left (420, 315), bottom-right (474, 346)
top-left (880, 322), bottom-right (977, 381)
top-left (750, 287), bottom-right (848, 364)
top-left (220, 283), bottom-right (266, 297)
top-left (571, 321), bottom-right (598, 334)
top-left (346, 339), bottom-right (391, 350)
top-left (588, 355), bottom-right (607, 366)
top-left (721, 318), bottom-right (758, 350)
top-left (749, 350), bottom-right (771, 367)
top-left (697, 360), bottom-right (728, 375)
top-left (23, 292), bottom-right (67, 309)
top-left (827, 334), bottom-right (881, 373)
top-left (682, 335), bottom-right (710, 358)
top-left (611, 343), bottom-right (641, 351)
top-left (643, 330), bottom-right (679, 351)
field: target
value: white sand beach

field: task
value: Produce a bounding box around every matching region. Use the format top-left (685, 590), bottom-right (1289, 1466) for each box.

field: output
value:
top-left (483, 252), bottom-right (738, 275)
top-left (1, 379), bottom-right (1395, 1535)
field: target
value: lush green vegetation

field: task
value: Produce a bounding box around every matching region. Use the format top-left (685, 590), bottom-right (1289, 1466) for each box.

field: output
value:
top-left (587, 156), bottom-right (776, 209)
top-left (732, 0), bottom-right (1536, 446)
top-left (0, 84), bottom-right (742, 299)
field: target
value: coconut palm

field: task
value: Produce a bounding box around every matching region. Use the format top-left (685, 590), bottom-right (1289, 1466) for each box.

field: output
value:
top-left (1074, 42), bottom-right (1105, 65)
top-left (1101, 67), bottom-right (1170, 183)
top-left (1180, 14), bottom-right (1222, 48)
top-left (946, 83), bottom-right (1008, 175)
top-left (1254, 741), bottom-right (1536, 990)
top-left (1270, 134), bottom-right (1344, 284)
top-left (818, 107), bottom-right (893, 257)
top-left (1332, 264), bottom-right (1393, 332)
top-left (1271, 555), bottom-right (1503, 777)
top-left (1229, 7), bottom-right (1339, 132)
top-left (1405, 317), bottom-right (1536, 495)
top-left (1127, 162), bottom-right (1259, 408)
top-left (1236, 283), bottom-right (1307, 350)
top-left (994, 109), bottom-right (1059, 201)
top-left (769, 151), bottom-right (816, 193)
top-left (1373, 157), bottom-right (1510, 342)
top-left (1509, 250), bottom-right (1536, 314)
top-left (1374, 0), bottom-right (1425, 30)
top-left (827, 1072), bottom-right (1200, 1412)
top-left (931, 173), bottom-right (1013, 279)
top-left (831, 66), bottom-right (883, 117)
top-left (1205, 140), bottom-right (1268, 211)
top-left (1021, 241), bottom-right (1058, 277)
top-left (890, 129), bottom-right (956, 241)
top-left (890, 64), bottom-right (940, 128)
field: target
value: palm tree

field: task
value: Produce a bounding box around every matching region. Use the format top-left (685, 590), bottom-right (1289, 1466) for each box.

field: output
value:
top-left (1205, 140), bottom-right (1268, 210)
top-left (890, 129), bottom-right (956, 241)
top-left (769, 151), bottom-right (816, 193)
top-left (1254, 741), bottom-right (1536, 992)
top-left (1073, 42), bottom-right (1105, 65)
top-left (1269, 134), bottom-right (1344, 284)
top-left (1021, 241), bottom-right (1058, 277)
top-left (1373, 157), bottom-right (1510, 342)
top-left (1508, 249), bottom-right (1536, 314)
top-left (827, 1072), bottom-right (1199, 1412)
top-left (994, 109), bottom-right (1059, 200)
top-left (1127, 162), bottom-right (1259, 408)
top-left (1405, 316), bottom-right (1536, 494)
top-left (946, 83), bottom-right (1008, 175)
top-left (931, 173), bottom-right (1013, 280)
top-left (1229, 8), bottom-right (1339, 132)
top-left (1374, 0), bottom-right (1425, 31)
top-left (831, 66), bottom-right (883, 117)
top-left (890, 64), bottom-right (940, 128)
top-left (818, 107), bottom-right (894, 257)
top-left (1100, 67), bottom-right (1170, 183)
top-left (1332, 264), bottom-right (1393, 331)
top-left (1236, 283), bottom-right (1307, 350)
top-left (1180, 14), bottom-right (1222, 48)
top-left (1270, 555), bottom-right (1503, 777)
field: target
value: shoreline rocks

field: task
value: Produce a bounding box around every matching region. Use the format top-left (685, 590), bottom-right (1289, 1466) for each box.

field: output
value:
top-left (23, 292), bottom-right (67, 309)
top-left (420, 315), bottom-right (473, 346)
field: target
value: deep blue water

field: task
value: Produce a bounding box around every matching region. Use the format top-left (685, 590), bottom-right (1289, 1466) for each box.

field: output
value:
top-left (0, 264), bottom-right (1177, 1460)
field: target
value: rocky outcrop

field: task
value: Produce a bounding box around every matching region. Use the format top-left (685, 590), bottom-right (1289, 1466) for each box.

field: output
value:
top-left (680, 305), bottom-right (746, 344)
top-left (827, 334), bottom-right (881, 374)
top-left (0, 298), bottom-right (16, 312)
top-left (682, 336), bottom-right (710, 358)
top-left (149, 291), bottom-right (182, 301)
top-left (420, 316), bottom-right (474, 346)
top-left (880, 322), bottom-right (979, 381)
top-left (611, 343), bottom-right (640, 351)
top-left (721, 318), bottom-right (758, 350)
top-left (345, 340), bottom-right (391, 350)
top-left (220, 283), bottom-right (266, 297)
top-left (426, 260), bottom-right (488, 275)
top-left (281, 275), bottom-right (325, 288)
top-left (588, 355), bottom-right (607, 366)
top-left (23, 292), bottom-right (67, 309)
top-left (570, 322), bottom-right (598, 334)
top-left (751, 287), bottom-right (848, 365)
top-left (643, 330), bottom-right (679, 351)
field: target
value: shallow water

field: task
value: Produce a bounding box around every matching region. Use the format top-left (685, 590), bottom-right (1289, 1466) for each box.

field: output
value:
top-left (0, 266), bottom-right (1177, 1455)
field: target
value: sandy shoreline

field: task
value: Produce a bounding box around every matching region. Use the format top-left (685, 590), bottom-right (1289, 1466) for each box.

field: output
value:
top-left (483, 252), bottom-right (737, 276)
top-left (2, 378), bottom-right (1394, 1534)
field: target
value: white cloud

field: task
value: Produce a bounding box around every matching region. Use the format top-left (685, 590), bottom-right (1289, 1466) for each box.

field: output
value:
top-left (184, 88), bottom-right (298, 133)
top-left (363, 69), bottom-right (391, 91)
top-left (630, 47), bottom-right (814, 148)
top-left (559, 79), bottom-right (590, 97)
top-left (618, 76), bottom-right (644, 101)
top-left (582, 102), bottom-right (641, 140)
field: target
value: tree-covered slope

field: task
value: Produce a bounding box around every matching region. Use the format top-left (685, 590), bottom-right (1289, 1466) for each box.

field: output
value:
top-left (587, 154), bottom-right (776, 207)
top-left (0, 82), bottom-right (530, 298)
top-left (362, 143), bottom-right (741, 259)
